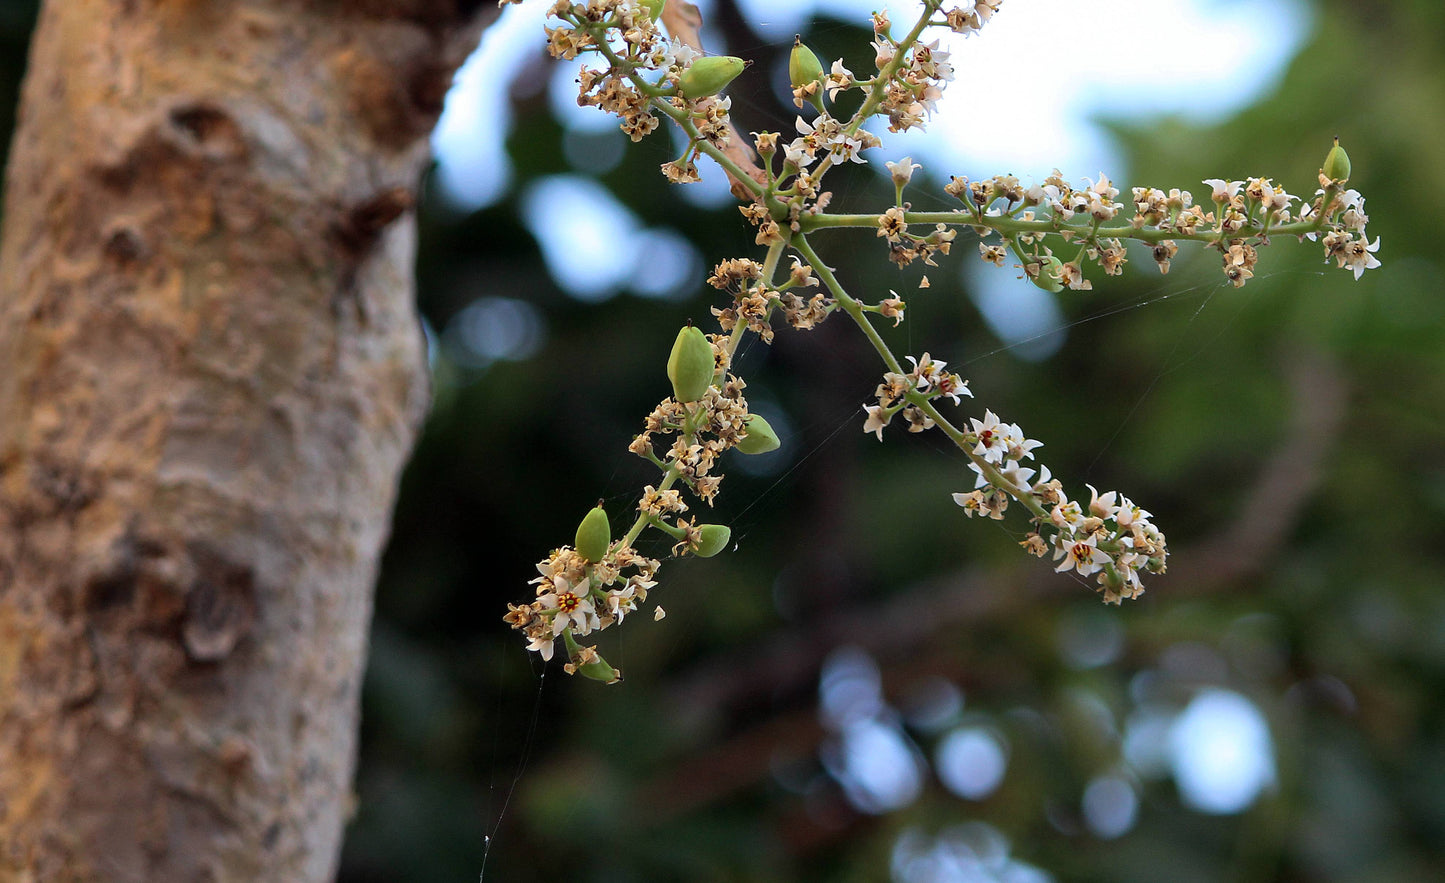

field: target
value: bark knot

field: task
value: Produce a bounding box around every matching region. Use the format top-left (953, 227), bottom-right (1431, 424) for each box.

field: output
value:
top-left (181, 544), bottom-right (257, 664)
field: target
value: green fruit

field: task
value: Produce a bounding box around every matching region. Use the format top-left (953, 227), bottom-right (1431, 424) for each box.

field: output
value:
top-left (679, 56), bottom-right (746, 99)
top-left (1323, 136), bottom-right (1351, 182)
top-left (1031, 255), bottom-right (1064, 293)
top-left (641, 0), bottom-right (665, 21)
top-left (692, 524), bottom-right (731, 558)
top-left (577, 652), bottom-right (622, 684)
top-left (667, 324), bottom-right (715, 403)
top-left (575, 504), bottom-right (610, 562)
top-left (789, 37), bottom-right (825, 96)
top-left (562, 630), bottom-right (622, 684)
top-left (736, 414), bottom-right (781, 455)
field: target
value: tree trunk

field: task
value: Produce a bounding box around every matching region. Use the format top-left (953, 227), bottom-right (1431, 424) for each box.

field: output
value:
top-left (0, 1), bottom-right (491, 878)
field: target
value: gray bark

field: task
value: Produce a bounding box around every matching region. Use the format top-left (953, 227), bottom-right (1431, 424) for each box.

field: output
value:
top-left (0, 1), bottom-right (491, 878)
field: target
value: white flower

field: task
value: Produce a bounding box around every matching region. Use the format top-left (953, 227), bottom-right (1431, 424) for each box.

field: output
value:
top-left (1343, 235), bottom-right (1381, 280)
top-left (871, 38), bottom-right (895, 69)
top-left (604, 585), bottom-right (637, 623)
top-left (975, 0), bottom-right (1002, 23)
top-left (784, 138), bottom-right (815, 169)
top-left (827, 130), bottom-right (868, 164)
top-left (1203, 178), bottom-right (1243, 202)
top-left (933, 372), bottom-right (971, 405)
top-left (886, 156), bottom-right (920, 188)
top-left (952, 489), bottom-right (987, 517)
top-left (1054, 535), bottom-right (1111, 577)
top-left (526, 632), bottom-right (557, 661)
top-left (969, 410), bottom-right (1010, 463)
top-left (906, 352), bottom-right (947, 390)
top-left (826, 59), bottom-right (854, 100)
top-left (1051, 499), bottom-right (1084, 529)
top-left (1115, 496), bottom-right (1152, 529)
top-left (862, 404), bottom-right (891, 441)
top-left (970, 459), bottom-right (1036, 493)
top-left (1086, 172), bottom-right (1120, 202)
top-left (912, 40), bottom-right (953, 82)
top-left (538, 575), bottom-right (599, 636)
top-left (669, 43), bottom-right (700, 70)
top-left (1086, 484), bottom-right (1120, 520)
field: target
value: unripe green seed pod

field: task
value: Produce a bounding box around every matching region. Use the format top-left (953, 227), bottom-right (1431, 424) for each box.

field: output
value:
top-left (691, 524), bottom-right (731, 558)
top-left (577, 652), bottom-right (622, 684)
top-left (561, 630), bottom-right (623, 684)
top-left (1323, 136), bottom-right (1351, 182)
top-left (667, 324), bottom-right (715, 403)
top-left (1032, 255), bottom-right (1064, 293)
top-left (679, 55), bottom-right (746, 99)
top-left (789, 37), bottom-right (825, 97)
top-left (641, 0), bottom-right (665, 21)
top-left (575, 504), bottom-right (611, 562)
top-left (736, 414), bottom-right (781, 455)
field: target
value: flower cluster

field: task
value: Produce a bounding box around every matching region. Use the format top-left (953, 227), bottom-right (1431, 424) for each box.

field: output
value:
top-left (630, 371), bottom-right (752, 506)
top-left (505, 356), bottom-right (765, 675)
top-left (1312, 188), bottom-right (1380, 279)
top-left (708, 256), bottom-right (835, 340)
top-left (535, 0), bottom-right (758, 187)
top-left (950, 411), bottom-right (1168, 604)
top-left (938, 164), bottom-right (1381, 292)
top-left (869, 24), bottom-right (953, 133)
top-left (505, 543), bottom-right (660, 679)
top-left (862, 353), bottom-right (972, 440)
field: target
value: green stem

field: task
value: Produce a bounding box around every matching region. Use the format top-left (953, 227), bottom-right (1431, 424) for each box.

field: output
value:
top-left (792, 234), bottom-right (902, 375)
top-left (793, 232), bottom-right (1050, 521)
top-left (801, 209), bottom-right (1333, 246)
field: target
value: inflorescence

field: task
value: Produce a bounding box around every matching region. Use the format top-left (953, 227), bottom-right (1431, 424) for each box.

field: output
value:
top-left (501, 0), bottom-right (1378, 680)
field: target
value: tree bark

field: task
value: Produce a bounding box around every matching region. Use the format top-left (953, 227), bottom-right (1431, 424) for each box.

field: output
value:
top-left (0, 1), bottom-right (491, 878)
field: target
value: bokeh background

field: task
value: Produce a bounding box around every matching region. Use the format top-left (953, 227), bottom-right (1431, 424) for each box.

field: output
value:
top-left (3, 1), bottom-right (1444, 881)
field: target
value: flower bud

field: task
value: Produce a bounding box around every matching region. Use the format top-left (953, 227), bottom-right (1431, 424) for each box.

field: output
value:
top-left (679, 55), bottom-right (746, 98)
top-left (789, 37), bottom-right (825, 100)
top-left (667, 324), bottom-right (715, 403)
top-left (641, 0), bottom-right (665, 21)
top-left (1322, 136), bottom-right (1351, 182)
top-left (735, 414), bottom-right (781, 454)
top-left (575, 503), bottom-right (611, 562)
top-left (1031, 255), bottom-right (1064, 293)
top-left (886, 156), bottom-right (919, 190)
top-left (691, 524), bottom-right (731, 558)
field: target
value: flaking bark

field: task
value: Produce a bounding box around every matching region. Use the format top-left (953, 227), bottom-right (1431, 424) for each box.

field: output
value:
top-left (0, 1), bottom-right (491, 879)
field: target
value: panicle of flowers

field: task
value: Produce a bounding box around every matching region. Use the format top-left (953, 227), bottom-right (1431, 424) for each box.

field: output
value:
top-left (949, 410), bottom-right (1169, 605)
top-left (937, 152), bottom-right (1379, 293)
top-left (510, 0), bottom-right (1377, 681)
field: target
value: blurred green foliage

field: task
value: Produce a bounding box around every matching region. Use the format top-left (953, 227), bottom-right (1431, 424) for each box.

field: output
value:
top-left (3, 2), bottom-right (1444, 881)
